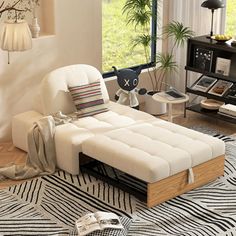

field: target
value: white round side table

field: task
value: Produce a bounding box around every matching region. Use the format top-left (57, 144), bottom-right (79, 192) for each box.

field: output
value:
top-left (152, 92), bottom-right (189, 122)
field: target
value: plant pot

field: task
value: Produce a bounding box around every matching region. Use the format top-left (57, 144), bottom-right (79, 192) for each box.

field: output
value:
top-left (144, 91), bottom-right (167, 115)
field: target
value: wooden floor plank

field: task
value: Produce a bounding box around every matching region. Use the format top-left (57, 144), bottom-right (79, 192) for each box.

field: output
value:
top-left (0, 143), bottom-right (27, 189)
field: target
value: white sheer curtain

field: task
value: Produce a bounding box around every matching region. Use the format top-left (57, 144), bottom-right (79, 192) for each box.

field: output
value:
top-left (167, 0), bottom-right (224, 91)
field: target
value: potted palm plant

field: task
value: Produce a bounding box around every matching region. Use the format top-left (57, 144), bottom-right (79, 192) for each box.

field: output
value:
top-left (123, 0), bottom-right (194, 115)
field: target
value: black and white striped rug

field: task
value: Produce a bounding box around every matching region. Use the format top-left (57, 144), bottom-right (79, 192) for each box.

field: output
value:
top-left (0, 133), bottom-right (236, 236)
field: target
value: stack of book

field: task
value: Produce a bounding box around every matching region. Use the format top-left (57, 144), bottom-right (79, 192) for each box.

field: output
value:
top-left (218, 104), bottom-right (236, 119)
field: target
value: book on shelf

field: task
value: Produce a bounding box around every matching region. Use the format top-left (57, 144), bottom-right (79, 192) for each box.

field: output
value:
top-left (190, 75), bottom-right (217, 92)
top-left (75, 212), bottom-right (123, 236)
top-left (225, 84), bottom-right (236, 100)
top-left (218, 111), bottom-right (236, 119)
top-left (215, 57), bottom-right (231, 76)
top-left (158, 89), bottom-right (185, 101)
top-left (193, 47), bottom-right (213, 72)
top-left (208, 80), bottom-right (233, 97)
top-left (219, 104), bottom-right (236, 117)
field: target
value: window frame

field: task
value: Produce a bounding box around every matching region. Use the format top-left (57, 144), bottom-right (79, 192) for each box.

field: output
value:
top-left (102, 0), bottom-right (158, 79)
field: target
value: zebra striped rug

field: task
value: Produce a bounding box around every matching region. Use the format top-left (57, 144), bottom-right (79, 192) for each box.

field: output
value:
top-left (0, 133), bottom-right (236, 236)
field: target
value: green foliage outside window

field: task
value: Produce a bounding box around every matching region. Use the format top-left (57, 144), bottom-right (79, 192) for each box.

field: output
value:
top-left (102, 0), bottom-right (149, 73)
top-left (225, 0), bottom-right (236, 36)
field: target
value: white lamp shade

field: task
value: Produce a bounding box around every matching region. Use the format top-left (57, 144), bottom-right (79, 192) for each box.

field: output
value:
top-left (1, 20), bottom-right (32, 52)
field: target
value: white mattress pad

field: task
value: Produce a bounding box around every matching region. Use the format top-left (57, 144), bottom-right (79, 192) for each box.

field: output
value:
top-left (82, 120), bottom-right (225, 183)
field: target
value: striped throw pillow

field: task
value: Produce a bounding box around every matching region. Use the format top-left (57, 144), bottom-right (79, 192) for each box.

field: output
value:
top-left (69, 81), bottom-right (108, 118)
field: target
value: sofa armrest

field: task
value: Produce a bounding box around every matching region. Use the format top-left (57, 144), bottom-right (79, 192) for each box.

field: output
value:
top-left (12, 111), bottom-right (44, 152)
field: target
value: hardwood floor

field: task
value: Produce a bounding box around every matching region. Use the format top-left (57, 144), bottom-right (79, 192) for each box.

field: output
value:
top-left (0, 143), bottom-right (27, 189)
top-left (0, 107), bottom-right (236, 189)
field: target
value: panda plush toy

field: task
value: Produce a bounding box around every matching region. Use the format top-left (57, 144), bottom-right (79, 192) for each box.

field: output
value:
top-left (113, 66), bottom-right (147, 110)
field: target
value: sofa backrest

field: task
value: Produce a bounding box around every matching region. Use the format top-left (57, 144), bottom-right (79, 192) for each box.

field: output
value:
top-left (36, 64), bottom-right (109, 115)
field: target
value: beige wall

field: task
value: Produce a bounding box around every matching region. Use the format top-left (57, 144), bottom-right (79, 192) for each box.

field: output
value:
top-left (0, 0), bottom-right (102, 142)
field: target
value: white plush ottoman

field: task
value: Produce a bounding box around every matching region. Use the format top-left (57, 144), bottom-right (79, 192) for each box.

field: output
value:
top-left (81, 120), bottom-right (225, 207)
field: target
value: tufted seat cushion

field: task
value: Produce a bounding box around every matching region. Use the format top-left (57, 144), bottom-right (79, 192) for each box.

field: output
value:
top-left (54, 101), bottom-right (156, 174)
top-left (81, 119), bottom-right (225, 183)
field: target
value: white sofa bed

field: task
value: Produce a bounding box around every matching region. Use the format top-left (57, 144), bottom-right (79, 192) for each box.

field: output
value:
top-left (12, 64), bottom-right (225, 207)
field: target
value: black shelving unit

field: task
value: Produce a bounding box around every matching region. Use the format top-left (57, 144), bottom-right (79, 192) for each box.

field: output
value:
top-left (186, 104), bottom-right (236, 124)
top-left (185, 35), bottom-right (236, 123)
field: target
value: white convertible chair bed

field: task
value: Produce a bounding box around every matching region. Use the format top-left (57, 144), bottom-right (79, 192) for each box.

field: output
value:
top-left (12, 64), bottom-right (225, 207)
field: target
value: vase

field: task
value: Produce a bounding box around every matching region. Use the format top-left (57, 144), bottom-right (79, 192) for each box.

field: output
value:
top-left (30, 17), bottom-right (40, 38)
top-left (144, 91), bottom-right (167, 115)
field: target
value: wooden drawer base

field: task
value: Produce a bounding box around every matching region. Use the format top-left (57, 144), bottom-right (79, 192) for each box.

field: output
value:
top-left (147, 155), bottom-right (225, 208)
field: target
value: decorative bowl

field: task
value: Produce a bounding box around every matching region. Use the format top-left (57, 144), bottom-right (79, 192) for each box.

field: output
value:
top-left (211, 35), bottom-right (232, 43)
top-left (200, 99), bottom-right (224, 110)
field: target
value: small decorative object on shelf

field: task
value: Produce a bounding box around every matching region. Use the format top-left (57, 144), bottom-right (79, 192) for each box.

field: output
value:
top-left (190, 75), bottom-right (217, 92)
top-left (193, 47), bottom-right (213, 72)
top-left (208, 80), bottom-right (233, 97)
top-left (211, 34), bottom-right (232, 43)
top-left (30, 17), bottom-right (40, 38)
top-left (200, 99), bottom-right (224, 110)
top-left (215, 57), bottom-right (231, 76)
top-left (29, 0), bottom-right (40, 38)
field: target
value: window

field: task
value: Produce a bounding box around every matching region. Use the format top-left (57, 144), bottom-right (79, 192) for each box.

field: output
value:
top-left (225, 0), bottom-right (236, 35)
top-left (102, 0), bottom-right (157, 77)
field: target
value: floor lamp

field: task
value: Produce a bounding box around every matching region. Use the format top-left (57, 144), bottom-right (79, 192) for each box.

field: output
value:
top-left (201, 0), bottom-right (225, 38)
top-left (0, 20), bottom-right (32, 64)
